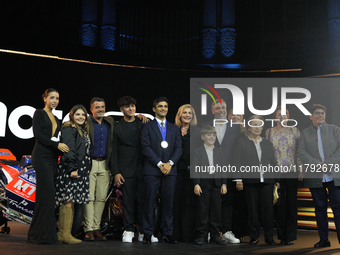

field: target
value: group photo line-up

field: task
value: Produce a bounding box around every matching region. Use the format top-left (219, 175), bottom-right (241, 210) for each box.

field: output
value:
top-left (3, 87), bottom-right (340, 249)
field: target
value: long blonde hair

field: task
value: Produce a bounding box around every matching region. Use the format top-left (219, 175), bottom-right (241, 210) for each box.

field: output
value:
top-left (62, 104), bottom-right (89, 137)
top-left (175, 104), bottom-right (197, 127)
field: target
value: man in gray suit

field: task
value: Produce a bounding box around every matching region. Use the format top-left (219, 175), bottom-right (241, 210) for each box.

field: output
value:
top-left (298, 104), bottom-right (340, 248)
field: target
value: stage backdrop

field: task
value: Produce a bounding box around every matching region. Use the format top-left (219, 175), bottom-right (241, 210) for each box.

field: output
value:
top-left (1, 51), bottom-right (340, 160)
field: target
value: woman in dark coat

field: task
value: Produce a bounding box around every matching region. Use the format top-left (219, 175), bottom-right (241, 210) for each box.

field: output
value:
top-left (233, 115), bottom-right (279, 245)
top-left (55, 104), bottom-right (91, 244)
top-left (173, 104), bottom-right (200, 243)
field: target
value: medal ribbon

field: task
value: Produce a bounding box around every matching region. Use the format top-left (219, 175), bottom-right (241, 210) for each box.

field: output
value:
top-left (157, 120), bottom-right (167, 141)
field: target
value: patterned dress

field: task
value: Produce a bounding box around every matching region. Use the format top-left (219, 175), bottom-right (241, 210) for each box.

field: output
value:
top-left (265, 127), bottom-right (301, 168)
top-left (55, 127), bottom-right (91, 206)
top-left (265, 126), bottom-right (301, 242)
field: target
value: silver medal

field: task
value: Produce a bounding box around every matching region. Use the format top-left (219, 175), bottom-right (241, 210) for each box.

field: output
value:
top-left (161, 141), bottom-right (168, 148)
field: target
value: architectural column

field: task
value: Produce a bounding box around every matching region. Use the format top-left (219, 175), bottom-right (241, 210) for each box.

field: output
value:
top-left (203, 0), bottom-right (217, 59)
top-left (101, 0), bottom-right (116, 50)
top-left (328, 0), bottom-right (340, 52)
top-left (220, 0), bottom-right (235, 57)
top-left (82, 0), bottom-right (98, 47)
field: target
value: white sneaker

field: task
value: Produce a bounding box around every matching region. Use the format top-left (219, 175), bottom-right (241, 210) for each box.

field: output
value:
top-left (122, 230), bottom-right (134, 243)
top-left (151, 235), bottom-right (159, 243)
top-left (138, 233), bottom-right (159, 243)
top-left (222, 231), bottom-right (240, 244)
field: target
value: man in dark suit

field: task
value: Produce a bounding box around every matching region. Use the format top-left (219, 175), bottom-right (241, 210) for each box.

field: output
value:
top-left (201, 99), bottom-right (241, 243)
top-left (140, 97), bottom-right (182, 244)
top-left (111, 96), bottom-right (158, 243)
top-left (298, 104), bottom-right (340, 248)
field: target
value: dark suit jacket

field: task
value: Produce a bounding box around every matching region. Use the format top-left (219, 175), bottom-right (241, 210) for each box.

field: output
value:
top-left (141, 119), bottom-right (182, 176)
top-left (192, 145), bottom-right (226, 187)
top-left (110, 118), bottom-right (143, 178)
top-left (202, 119), bottom-right (241, 166)
top-left (298, 122), bottom-right (340, 188)
top-left (59, 126), bottom-right (87, 173)
top-left (87, 116), bottom-right (114, 170)
top-left (233, 136), bottom-right (278, 184)
top-left (177, 125), bottom-right (201, 172)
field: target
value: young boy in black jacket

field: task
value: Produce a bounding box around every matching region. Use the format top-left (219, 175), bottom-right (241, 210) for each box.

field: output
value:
top-left (192, 126), bottom-right (227, 245)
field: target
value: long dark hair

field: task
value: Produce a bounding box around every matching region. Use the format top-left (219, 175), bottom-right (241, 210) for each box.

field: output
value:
top-left (62, 104), bottom-right (89, 137)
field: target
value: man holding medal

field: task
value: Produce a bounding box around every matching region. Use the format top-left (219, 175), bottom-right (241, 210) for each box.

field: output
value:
top-left (140, 97), bottom-right (182, 244)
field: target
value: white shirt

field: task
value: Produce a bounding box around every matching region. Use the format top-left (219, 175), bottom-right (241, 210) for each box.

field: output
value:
top-left (215, 122), bottom-right (227, 145)
top-left (155, 117), bottom-right (166, 133)
top-left (250, 137), bottom-right (264, 182)
top-left (204, 144), bottom-right (214, 166)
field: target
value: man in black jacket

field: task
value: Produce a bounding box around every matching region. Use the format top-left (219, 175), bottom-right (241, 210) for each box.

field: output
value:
top-left (111, 96), bottom-right (158, 243)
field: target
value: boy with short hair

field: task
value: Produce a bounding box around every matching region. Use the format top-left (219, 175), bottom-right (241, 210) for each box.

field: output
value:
top-left (192, 126), bottom-right (227, 245)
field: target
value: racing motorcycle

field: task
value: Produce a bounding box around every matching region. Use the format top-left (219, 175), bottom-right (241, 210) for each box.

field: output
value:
top-left (0, 148), bottom-right (35, 234)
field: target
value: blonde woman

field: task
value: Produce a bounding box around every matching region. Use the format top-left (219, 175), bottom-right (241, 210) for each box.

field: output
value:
top-left (55, 105), bottom-right (91, 244)
top-left (173, 104), bottom-right (200, 243)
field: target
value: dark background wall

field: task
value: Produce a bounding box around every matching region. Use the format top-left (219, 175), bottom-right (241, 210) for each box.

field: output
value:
top-left (1, 50), bottom-right (338, 159)
top-left (1, 0), bottom-right (340, 159)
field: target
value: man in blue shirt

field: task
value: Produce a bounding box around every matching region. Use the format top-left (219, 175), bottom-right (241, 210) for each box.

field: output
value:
top-left (83, 97), bottom-right (114, 241)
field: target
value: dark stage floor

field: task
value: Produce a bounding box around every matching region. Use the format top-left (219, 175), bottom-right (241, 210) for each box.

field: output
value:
top-left (1, 222), bottom-right (339, 255)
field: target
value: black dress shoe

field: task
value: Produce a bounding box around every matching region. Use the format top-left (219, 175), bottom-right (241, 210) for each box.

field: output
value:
top-left (143, 234), bottom-right (151, 244)
top-left (266, 240), bottom-right (276, 246)
top-left (249, 239), bottom-right (259, 245)
top-left (286, 241), bottom-right (294, 245)
top-left (194, 237), bottom-right (207, 245)
top-left (210, 237), bottom-right (227, 245)
top-left (314, 240), bottom-right (330, 248)
top-left (162, 235), bottom-right (177, 244)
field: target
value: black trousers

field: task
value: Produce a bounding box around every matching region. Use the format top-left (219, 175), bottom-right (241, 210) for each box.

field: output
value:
top-left (221, 179), bottom-right (234, 233)
top-left (274, 178), bottom-right (298, 242)
top-left (232, 184), bottom-right (248, 238)
top-left (245, 183), bottom-right (274, 242)
top-left (173, 170), bottom-right (196, 242)
top-left (196, 180), bottom-right (221, 239)
top-left (122, 171), bottom-right (144, 232)
top-left (310, 181), bottom-right (340, 243)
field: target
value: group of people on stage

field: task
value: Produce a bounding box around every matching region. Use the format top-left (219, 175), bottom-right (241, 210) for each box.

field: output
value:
top-left (27, 88), bottom-right (340, 249)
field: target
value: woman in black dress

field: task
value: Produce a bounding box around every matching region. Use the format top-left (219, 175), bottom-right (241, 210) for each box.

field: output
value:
top-left (173, 104), bottom-right (200, 242)
top-left (28, 88), bottom-right (69, 244)
top-left (55, 104), bottom-right (91, 244)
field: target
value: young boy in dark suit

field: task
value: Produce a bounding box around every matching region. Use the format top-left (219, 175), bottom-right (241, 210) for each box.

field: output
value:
top-left (192, 126), bottom-right (227, 245)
